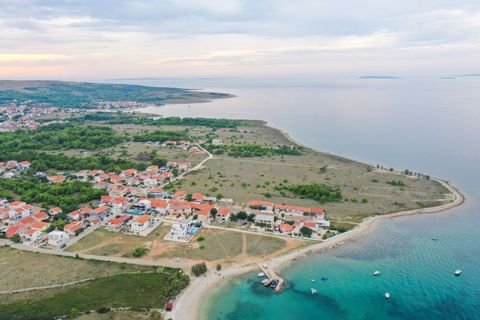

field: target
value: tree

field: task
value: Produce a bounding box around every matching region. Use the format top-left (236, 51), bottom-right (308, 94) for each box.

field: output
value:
top-left (210, 208), bottom-right (218, 219)
top-left (11, 234), bottom-right (21, 243)
top-left (216, 193), bottom-right (223, 199)
top-left (185, 193), bottom-right (193, 201)
top-left (132, 246), bottom-right (148, 257)
top-left (236, 211), bottom-right (248, 220)
top-left (55, 219), bottom-right (66, 231)
top-left (247, 213), bottom-right (256, 222)
top-left (299, 226), bottom-right (313, 238)
top-left (216, 263), bottom-right (222, 271)
top-left (191, 262), bottom-right (208, 277)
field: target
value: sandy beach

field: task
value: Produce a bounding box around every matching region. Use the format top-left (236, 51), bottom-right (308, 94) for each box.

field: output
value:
top-left (170, 177), bottom-right (464, 320)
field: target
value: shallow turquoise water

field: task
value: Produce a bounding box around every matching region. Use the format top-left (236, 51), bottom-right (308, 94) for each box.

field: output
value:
top-left (133, 77), bottom-right (480, 319)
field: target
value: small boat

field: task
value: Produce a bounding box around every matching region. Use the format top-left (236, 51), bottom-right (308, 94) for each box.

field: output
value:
top-left (270, 280), bottom-right (279, 288)
top-left (321, 276), bottom-right (328, 281)
top-left (311, 288), bottom-right (318, 295)
top-left (261, 279), bottom-right (269, 284)
top-left (385, 292), bottom-right (390, 299)
top-left (455, 269), bottom-right (462, 276)
top-left (310, 279), bottom-right (316, 282)
top-left (258, 272), bottom-right (266, 277)
top-left (373, 271), bottom-right (381, 276)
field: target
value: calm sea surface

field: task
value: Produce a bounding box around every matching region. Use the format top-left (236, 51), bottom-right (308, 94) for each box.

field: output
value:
top-left (131, 77), bottom-right (480, 319)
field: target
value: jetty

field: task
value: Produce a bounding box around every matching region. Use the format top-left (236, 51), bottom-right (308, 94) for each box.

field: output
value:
top-left (257, 263), bottom-right (285, 292)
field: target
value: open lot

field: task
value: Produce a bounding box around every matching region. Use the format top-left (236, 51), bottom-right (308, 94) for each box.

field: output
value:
top-left (67, 225), bottom-right (304, 264)
top-left (0, 248), bottom-right (151, 291)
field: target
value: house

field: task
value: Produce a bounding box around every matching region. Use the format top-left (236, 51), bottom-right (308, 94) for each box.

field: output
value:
top-left (146, 165), bottom-right (159, 173)
top-left (191, 193), bottom-right (204, 202)
top-left (30, 221), bottom-right (49, 231)
top-left (7, 201), bottom-right (26, 210)
top-left (64, 221), bottom-right (84, 236)
top-left (190, 203), bottom-right (214, 216)
top-left (303, 221), bottom-right (318, 233)
top-left (177, 161), bottom-right (191, 171)
top-left (85, 216), bottom-right (101, 226)
top-left (254, 214), bottom-right (275, 228)
top-left (108, 214), bottom-right (131, 230)
top-left (93, 181), bottom-right (109, 189)
top-left (94, 173), bottom-right (110, 182)
top-left (131, 215), bottom-right (151, 233)
top-left (150, 199), bottom-right (169, 215)
top-left (68, 210), bottom-right (81, 221)
top-left (6, 160), bottom-right (18, 169)
top-left (121, 169), bottom-right (138, 178)
top-left (20, 228), bottom-right (43, 243)
top-left (279, 221), bottom-right (294, 234)
top-left (247, 200), bottom-right (275, 212)
top-left (111, 197), bottom-right (128, 214)
top-left (75, 170), bottom-right (90, 181)
top-left (47, 175), bottom-right (66, 184)
top-left (212, 139), bottom-right (223, 146)
top-left (173, 191), bottom-right (187, 200)
top-left (48, 230), bottom-right (70, 247)
top-left (49, 207), bottom-right (62, 217)
top-left (316, 219), bottom-right (331, 229)
top-left (18, 161), bottom-right (31, 170)
top-left (33, 211), bottom-right (49, 221)
top-left (5, 225), bottom-right (22, 238)
top-left (168, 200), bottom-right (192, 215)
top-left (275, 204), bottom-right (311, 216)
top-left (0, 208), bottom-right (11, 220)
top-left (91, 206), bottom-right (112, 219)
top-left (217, 207), bottom-right (231, 221)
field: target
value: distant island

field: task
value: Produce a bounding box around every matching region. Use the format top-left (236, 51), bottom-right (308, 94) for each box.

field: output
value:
top-left (359, 75), bottom-right (402, 79)
top-left (0, 80), bottom-right (234, 109)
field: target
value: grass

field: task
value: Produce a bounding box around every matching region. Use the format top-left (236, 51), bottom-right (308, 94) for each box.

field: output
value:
top-left (245, 234), bottom-right (288, 257)
top-left (78, 310), bottom-right (157, 320)
top-left (176, 121), bottom-right (452, 222)
top-left (67, 225), bottom-right (298, 263)
top-left (0, 248), bottom-right (151, 291)
top-left (0, 272), bottom-right (188, 320)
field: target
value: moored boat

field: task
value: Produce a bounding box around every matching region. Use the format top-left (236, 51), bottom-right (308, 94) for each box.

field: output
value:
top-left (385, 292), bottom-right (390, 299)
top-left (258, 272), bottom-right (266, 277)
top-left (455, 269), bottom-right (462, 276)
top-left (373, 271), bottom-right (381, 276)
top-left (311, 288), bottom-right (318, 294)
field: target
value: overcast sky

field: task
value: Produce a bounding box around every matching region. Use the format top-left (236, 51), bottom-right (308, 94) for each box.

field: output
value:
top-left (1, 0), bottom-right (479, 80)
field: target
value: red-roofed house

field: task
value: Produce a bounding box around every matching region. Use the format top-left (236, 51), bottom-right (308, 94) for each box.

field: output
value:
top-left (131, 215), bottom-right (151, 232)
top-left (49, 207), bottom-right (62, 217)
top-left (108, 214), bottom-right (131, 230)
top-left (191, 193), bottom-right (204, 202)
top-left (173, 191), bottom-right (187, 200)
top-left (303, 221), bottom-right (318, 233)
top-left (91, 206), bottom-right (111, 219)
top-left (279, 221), bottom-right (294, 234)
top-left (5, 225), bottom-right (22, 238)
top-left (18, 161), bottom-right (31, 170)
top-left (191, 203), bottom-right (214, 216)
top-left (247, 200), bottom-right (275, 212)
top-left (150, 199), bottom-right (169, 215)
top-left (33, 211), bottom-right (49, 221)
top-left (20, 228), bottom-right (42, 243)
top-left (64, 221), bottom-right (84, 236)
top-left (48, 175), bottom-right (66, 184)
top-left (217, 207), bottom-right (231, 221)
top-left (0, 208), bottom-right (10, 220)
top-left (168, 200), bottom-right (192, 215)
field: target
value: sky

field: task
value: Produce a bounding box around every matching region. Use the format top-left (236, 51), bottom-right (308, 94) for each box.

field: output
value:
top-left (0, 0), bottom-right (479, 81)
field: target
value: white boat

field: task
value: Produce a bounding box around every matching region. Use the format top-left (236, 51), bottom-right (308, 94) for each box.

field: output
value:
top-left (258, 272), bottom-right (266, 277)
top-left (373, 271), bottom-right (381, 276)
top-left (310, 279), bottom-right (316, 282)
top-left (385, 292), bottom-right (390, 299)
top-left (261, 279), bottom-right (269, 284)
top-left (455, 269), bottom-right (462, 276)
top-left (311, 288), bottom-right (318, 295)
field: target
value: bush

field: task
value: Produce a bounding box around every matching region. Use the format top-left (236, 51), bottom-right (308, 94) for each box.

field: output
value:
top-left (132, 247), bottom-right (148, 258)
top-left (96, 307), bottom-right (110, 314)
top-left (191, 262), bottom-right (208, 277)
top-left (299, 226), bottom-right (313, 238)
top-left (197, 236), bottom-right (205, 242)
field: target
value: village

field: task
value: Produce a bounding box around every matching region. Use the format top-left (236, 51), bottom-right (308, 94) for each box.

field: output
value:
top-left (0, 155), bottom-right (332, 251)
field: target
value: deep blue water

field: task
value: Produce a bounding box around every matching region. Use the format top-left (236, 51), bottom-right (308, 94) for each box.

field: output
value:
top-left (132, 77), bottom-right (480, 319)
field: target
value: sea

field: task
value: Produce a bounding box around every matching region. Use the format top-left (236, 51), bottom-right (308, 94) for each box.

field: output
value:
top-left (119, 76), bottom-right (480, 320)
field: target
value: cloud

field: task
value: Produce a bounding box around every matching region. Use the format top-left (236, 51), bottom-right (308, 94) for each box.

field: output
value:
top-left (0, 0), bottom-right (478, 79)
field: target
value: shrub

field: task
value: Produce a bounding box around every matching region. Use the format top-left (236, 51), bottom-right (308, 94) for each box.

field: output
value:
top-left (132, 247), bottom-right (148, 257)
top-left (191, 262), bottom-right (208, 277)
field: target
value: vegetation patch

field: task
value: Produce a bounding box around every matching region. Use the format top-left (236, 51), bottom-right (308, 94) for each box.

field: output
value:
top-left (276, 183), bottom-right (342, 204)
top-left (0, 272), bottom-right (189, 320)
top-left (0, 123), bottom-right (125, 152)
top-left (207, 143), bottom-right (302, 158)
top-left (133, 130), bottom-right (190, 143)
top-left (0, 178), bottom-right (106, 212)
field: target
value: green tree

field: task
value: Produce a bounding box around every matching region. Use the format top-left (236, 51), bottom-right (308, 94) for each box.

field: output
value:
top-left (191, 262), bottom-right (208, 277)
top-left (299, 226), bottom-right (313, 238)
top-left (11, 234), bottom-right (21, 243)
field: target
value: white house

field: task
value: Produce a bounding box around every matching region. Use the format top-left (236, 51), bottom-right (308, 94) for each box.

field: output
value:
top-left (131, 215), bottom-right (151, 233)
top-left (212, 139), bottom-right (223, 146)
top-left (254, 214), bottom-right (275, 227)
top-left (48, 230), bottom-right (70, 247)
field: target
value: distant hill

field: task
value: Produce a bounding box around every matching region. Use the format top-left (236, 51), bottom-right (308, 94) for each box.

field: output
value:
top-left (359, 75), bottom-right (401, 79)
top-left (0, 80), bottom-right (233, 108)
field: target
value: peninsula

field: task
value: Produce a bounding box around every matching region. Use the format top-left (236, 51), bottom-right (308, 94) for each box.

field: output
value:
top-left (0, 82), bottom-right (463, 320)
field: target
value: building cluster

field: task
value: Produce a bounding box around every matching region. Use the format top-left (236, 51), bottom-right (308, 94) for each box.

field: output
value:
top-left (0, 105), bottom-right (65, 132)
top-left (247, 200), bottom-right (330, 237)
top-left (0, 160), bottom-right (31, 178)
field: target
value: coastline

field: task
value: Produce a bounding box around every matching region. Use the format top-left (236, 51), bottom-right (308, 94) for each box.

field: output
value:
top-left (169, 121), bottom-right (465, 320)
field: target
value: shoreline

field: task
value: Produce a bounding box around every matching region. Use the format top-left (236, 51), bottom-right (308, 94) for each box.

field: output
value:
top-left (169, 121), bottom-right (465, 320)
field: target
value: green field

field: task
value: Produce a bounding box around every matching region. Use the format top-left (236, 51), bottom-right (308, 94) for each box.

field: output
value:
top-left (0, 272), bottom-right (188, 320)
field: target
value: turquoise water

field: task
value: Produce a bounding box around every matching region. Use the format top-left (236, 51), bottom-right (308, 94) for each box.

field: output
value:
top-left (133, 77), bottom-right (480, 319)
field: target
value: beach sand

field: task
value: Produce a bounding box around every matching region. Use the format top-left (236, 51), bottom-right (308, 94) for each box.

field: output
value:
top-left (170, 178), bottom-right (464, 320)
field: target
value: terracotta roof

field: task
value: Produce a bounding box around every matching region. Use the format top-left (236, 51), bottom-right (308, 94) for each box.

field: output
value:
top-left (133, 215), bottom-right (150, 225)
top-left (192, 193), bottom-right (204, 200)
top-left (217, 207), bottom-right (231, 216)
top-left (248, 200), bottom-right (274, 208)
top-left (6, 225), bottom-right (22, 238)
top-left (150, 199), bottom-right (169, 208)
